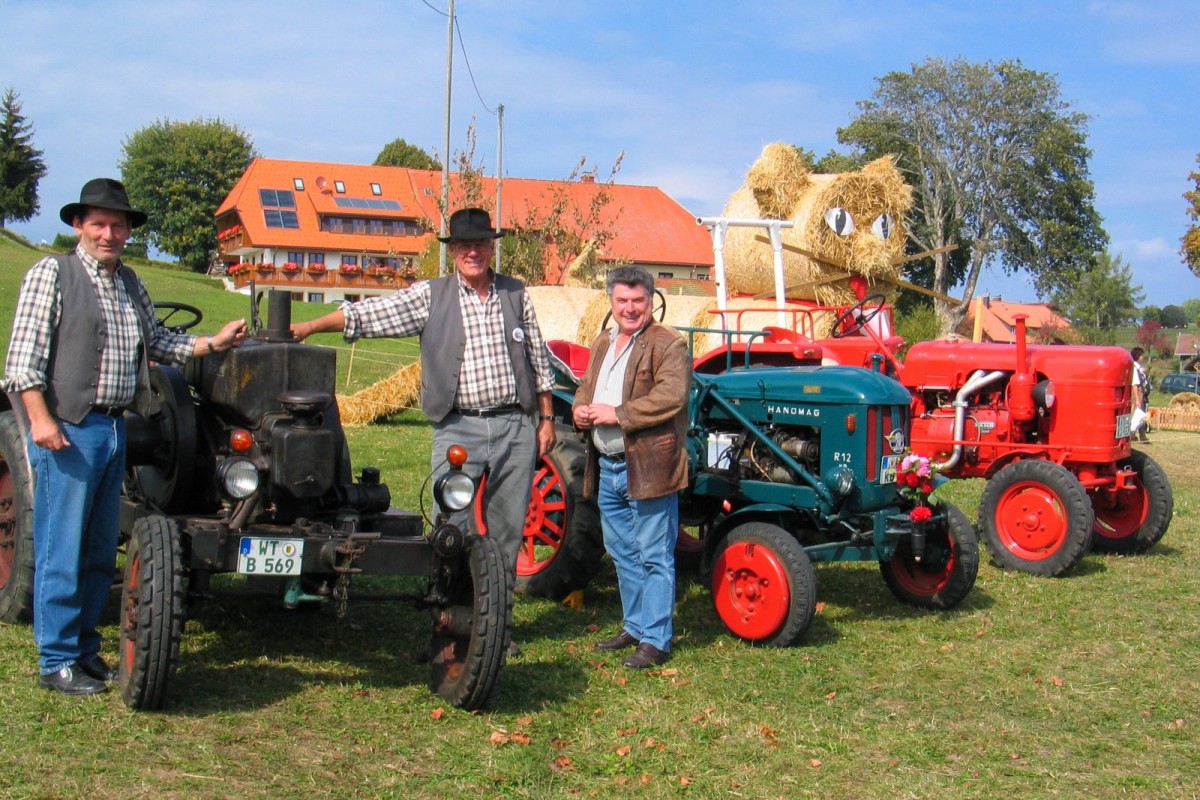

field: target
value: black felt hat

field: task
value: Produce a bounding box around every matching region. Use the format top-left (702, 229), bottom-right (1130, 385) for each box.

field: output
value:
top-left (59, 178), bottom-right (148, 228)
top-left (437, 207), bottom-right (505, 243)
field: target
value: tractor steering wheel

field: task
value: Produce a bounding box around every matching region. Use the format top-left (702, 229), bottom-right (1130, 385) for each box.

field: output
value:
top-left (831, 294), bottom-right (887, 339)
top-left (153, 302), bottom-right (203, 333)
top-left (601, 288), bottom-right (668, 330)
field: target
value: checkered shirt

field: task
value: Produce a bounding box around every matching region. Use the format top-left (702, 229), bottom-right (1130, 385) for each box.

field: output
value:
top-left (342, 272), bottom-right (554, 410)
top-left (3, 246), bottom-right (197, 407)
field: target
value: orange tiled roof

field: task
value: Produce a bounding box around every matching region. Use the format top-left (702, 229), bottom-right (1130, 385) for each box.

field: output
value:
top-left (966, 297), bottom-right (1072, 343)
top-left (217, 158), bottom-right (712, 275)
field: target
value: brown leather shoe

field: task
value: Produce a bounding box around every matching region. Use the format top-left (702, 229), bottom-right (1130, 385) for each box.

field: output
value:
top-left (623, 643), bottom-right (669, 669)
top-left (593, 630), bottom-right (639, 652)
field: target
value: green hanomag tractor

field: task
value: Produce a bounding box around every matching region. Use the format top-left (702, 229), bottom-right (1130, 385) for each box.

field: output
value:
top-left (526, 342), bottom-right (980, 645)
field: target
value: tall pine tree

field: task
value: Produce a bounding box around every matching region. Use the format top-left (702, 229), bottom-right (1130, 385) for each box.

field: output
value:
top-left (0, 87), bottom-right (48, 228)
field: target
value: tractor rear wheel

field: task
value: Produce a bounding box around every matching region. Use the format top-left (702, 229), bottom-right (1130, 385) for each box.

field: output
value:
top-left (1090, 450), bottom-right (1173, 554)
top-left (0, 411), bottom-right (35, 624)
top-left (710, 522), bottom-right (816, 647)
top-left (429, 534), bottom-right (510, 711)
top-left (880, 502), bottom-right (978, 609)
top-left (118, 514), bottom-right (185, 710)
top-left (979, 460), bottom-right (1094, 577)
top-left (511, 435), bottom-right (604, 599)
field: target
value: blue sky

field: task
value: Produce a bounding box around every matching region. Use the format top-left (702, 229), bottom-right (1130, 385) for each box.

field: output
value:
top-left (2, 0), bottom-right (1197, 307)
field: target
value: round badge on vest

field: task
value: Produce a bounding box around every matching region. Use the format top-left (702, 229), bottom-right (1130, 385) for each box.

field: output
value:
top-left (512, 328), bottom-right (525, 343)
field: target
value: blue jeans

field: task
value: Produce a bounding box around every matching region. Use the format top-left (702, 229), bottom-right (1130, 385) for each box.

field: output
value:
top-left (597, 457), bottom-right (679, 652)
top-left (30, 413), bottom-right (126, 674)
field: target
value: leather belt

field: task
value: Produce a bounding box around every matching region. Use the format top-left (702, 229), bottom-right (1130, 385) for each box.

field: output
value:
top-left (454, 404), bottom-right (522, 417)
top-left (92, 405), bottom-right (125, 418)
top-left (600, 451), bottom-right (627, 461)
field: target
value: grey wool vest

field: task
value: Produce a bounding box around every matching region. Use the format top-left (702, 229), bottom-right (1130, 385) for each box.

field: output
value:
top-left (419, 273), bottom-right (537, 423)
top-left (44, 254), bottom-right (157, 424)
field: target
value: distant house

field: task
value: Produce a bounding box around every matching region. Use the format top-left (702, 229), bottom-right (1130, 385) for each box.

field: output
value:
top-left (1172, 333), bottom-right (1200, 371)
top-left (963, 295), bottom-right (1073, 343)
top-left (214, 158), bottom-right (713, 304)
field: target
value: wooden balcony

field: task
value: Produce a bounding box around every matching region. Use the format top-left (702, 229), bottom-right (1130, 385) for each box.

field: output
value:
top-left (228, 268), bottom-right (412, 293)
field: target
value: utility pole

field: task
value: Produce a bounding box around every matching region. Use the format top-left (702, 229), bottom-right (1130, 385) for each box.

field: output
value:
top-left (494, 103), bottom-right (504, 273)
top-left (439, 0), bottom-right (455, 276)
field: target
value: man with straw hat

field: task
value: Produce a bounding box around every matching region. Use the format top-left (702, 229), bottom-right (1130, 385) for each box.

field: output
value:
top-left (292, 208), bottom-right (556, 656)
top-left (4, 178), bottom-right (247, 695)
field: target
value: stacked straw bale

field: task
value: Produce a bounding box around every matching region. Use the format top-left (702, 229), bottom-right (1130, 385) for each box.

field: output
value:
top-left (337, 361), bottom-right (422, 426)
top-left (720, 143), bottom-right (913, 305)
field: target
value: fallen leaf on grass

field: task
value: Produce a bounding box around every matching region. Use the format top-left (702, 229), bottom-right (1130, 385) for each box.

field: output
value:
top-left (562, 589), bottom-right (585, 609)
top-left (516, 715), bottom-right (534, 726)
top-left (815, 602), bottom-right (826, 613)
top-left (615, 745), bottom-right (632, 757)
top-left (679, 777), bottom-right (691, 786)
top-left (429, 708), bottom-right (446, 720)
top-left (1051, 676), bottom-right (1064, 687)
top-left (490, 731), bottom-right (510, 745)
top-left (1008, 753), bottom-right (1021, 760)
top-left (1167, 719), bottom-right (1186, 730)
top-left (824, 691), bottom-right (837, 701)
top-left (512, 731), bottom-right (532, 746)
top-left (551, 756), bottom-right (575, 772)
top-left (809, 759), bottom-right (822, 769)
top-left (618, 726), bottom-right (639, 736)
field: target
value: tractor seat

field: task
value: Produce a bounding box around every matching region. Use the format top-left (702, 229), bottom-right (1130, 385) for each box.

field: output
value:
top-left (547, 340), bottom-right (591, 382)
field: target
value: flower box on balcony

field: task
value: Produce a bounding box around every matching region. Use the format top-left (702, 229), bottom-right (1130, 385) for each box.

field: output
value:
top-left (340, 265), bottom-right (362, 275)
top-left (306, 264), bottom-right (327, 275)
top-left (280, 262), bottom-right (301, 273)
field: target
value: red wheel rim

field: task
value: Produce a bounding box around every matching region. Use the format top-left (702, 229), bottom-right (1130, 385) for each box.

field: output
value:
top-left (120, 551), bottom-right (141, 674)
top-left (888, 536), bottom-right (954, 597)
top-left (992, 480), bottom-right (1069, 560)
top-left (1093, 485), bottom-right (1148, 541)
top-left (711, 540), bottom-right (790, 640)
top-left (0, 465), bottom-right (13, 586)
top-left (516, 459), bottom-right (568, 577)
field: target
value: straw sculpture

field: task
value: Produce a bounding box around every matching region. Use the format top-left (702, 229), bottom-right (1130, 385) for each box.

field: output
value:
top-left (721, 142), bottom-right (913, 305)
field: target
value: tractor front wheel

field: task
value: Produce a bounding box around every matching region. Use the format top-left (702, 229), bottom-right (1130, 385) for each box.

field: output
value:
top-left (710, 522), bottom-right (816, 647)
top-left (429, 534), bottom-right (510, 711)
top-left (1090, 450), bottom-right (1174, 554)
top-left (880, 502), bottom-right (978, 609)
top-left (979, 460), bottom-right (1094, 577)
top-left (118, 514), bottom-right (185, 710)
top-left (0, 411), bottom-right (35, 624)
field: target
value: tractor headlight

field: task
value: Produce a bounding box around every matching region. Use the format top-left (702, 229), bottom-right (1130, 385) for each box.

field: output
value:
top-left (1033, 379), bottom-right (1055, 410)
top-left (216, 457), bottom-right (260, 499)
top-left (829, 465), bottom-right (856, 497)
top-left (434, 470), bottom-right (476, 512)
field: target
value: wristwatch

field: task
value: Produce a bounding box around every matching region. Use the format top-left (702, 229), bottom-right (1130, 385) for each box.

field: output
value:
top-left (539, 414), bottom-right (555, 422)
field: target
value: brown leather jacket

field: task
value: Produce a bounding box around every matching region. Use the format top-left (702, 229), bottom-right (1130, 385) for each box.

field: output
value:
top-left (573, 322), bottom-right (691, 500)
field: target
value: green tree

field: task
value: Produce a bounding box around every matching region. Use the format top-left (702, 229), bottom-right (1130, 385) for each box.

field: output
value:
top-left (374, 138), bottom-right (441, 171)
top-left (0, 87), bottom-right (48, 228)
top-left (1183, 154), bottom-right (1200, 276)
top-left (838, 57), bottom-right (1107, 332)
top-left (1182, 297), bottom-right (1200, 325)
top-left (119, 117), bottom-right (257, 271)
top-left (1053, 251), bottom-right (1143, 328)
top-left (1159, 304), bottom-right (1188, 328)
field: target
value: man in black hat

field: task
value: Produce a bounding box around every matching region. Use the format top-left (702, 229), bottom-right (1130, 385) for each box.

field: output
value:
top-left (3, 178), bottom-right (247, 695)
top-left (292, 208), bottom-right (556, 655)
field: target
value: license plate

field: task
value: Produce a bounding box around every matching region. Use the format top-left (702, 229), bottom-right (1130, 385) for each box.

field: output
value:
top-left (1115, 413), bottom-right (1132, 439)
top-left (880, 454), bottom-right (901, 484)
top-left (238, 537), bottom-right (303, 575)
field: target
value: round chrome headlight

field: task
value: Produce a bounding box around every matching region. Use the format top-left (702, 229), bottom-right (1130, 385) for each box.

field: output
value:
top-left (435, 470), bottom-right (476, 512)
top-left (216, 457), bottom-right (260, 499)
top-left (829, 465), bottom-right (856, 497)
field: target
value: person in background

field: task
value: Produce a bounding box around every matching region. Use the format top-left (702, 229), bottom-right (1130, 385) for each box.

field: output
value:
top-left (3, 178), bottom-right (247, 696)
top-left (290, 208), bottom-right (556, 657)
top-left (572, 266), bottom-right (690, 669)
top-left (1130, 346), bottom-right (1151, 443)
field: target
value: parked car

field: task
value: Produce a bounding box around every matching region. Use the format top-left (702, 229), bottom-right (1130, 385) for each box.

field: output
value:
top-left (1158, 372), bottom-right (1200, 395)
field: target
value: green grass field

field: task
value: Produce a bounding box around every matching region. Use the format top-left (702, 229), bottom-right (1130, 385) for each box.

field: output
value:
top-left (0, 232), bottom-right (1195, 799)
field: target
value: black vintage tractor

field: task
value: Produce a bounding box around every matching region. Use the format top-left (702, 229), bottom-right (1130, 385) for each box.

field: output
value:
top-left (0, 290), bottom-right (510, 711)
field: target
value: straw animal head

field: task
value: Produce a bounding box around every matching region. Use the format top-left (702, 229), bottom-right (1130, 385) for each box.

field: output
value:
top-left (721, 143), bottom-right (913, 304)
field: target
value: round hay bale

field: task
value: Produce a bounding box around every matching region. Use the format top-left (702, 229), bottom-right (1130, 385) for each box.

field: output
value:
top-left (337, 361), bottom-right (422, 426)
top-left (527, 286), bottom-right (599, 344)
top-left (1168, 391), bottom-right (1200, 407)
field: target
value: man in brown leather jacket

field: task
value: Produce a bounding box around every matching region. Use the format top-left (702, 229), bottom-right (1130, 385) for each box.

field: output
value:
top-left (572, 266), bottom-right (690, 668)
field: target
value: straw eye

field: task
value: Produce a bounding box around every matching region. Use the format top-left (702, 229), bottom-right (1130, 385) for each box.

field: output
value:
top-left (824, 207), bottom-right (855, 236)
top-left (871, 214), bottom-right (895, 240)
